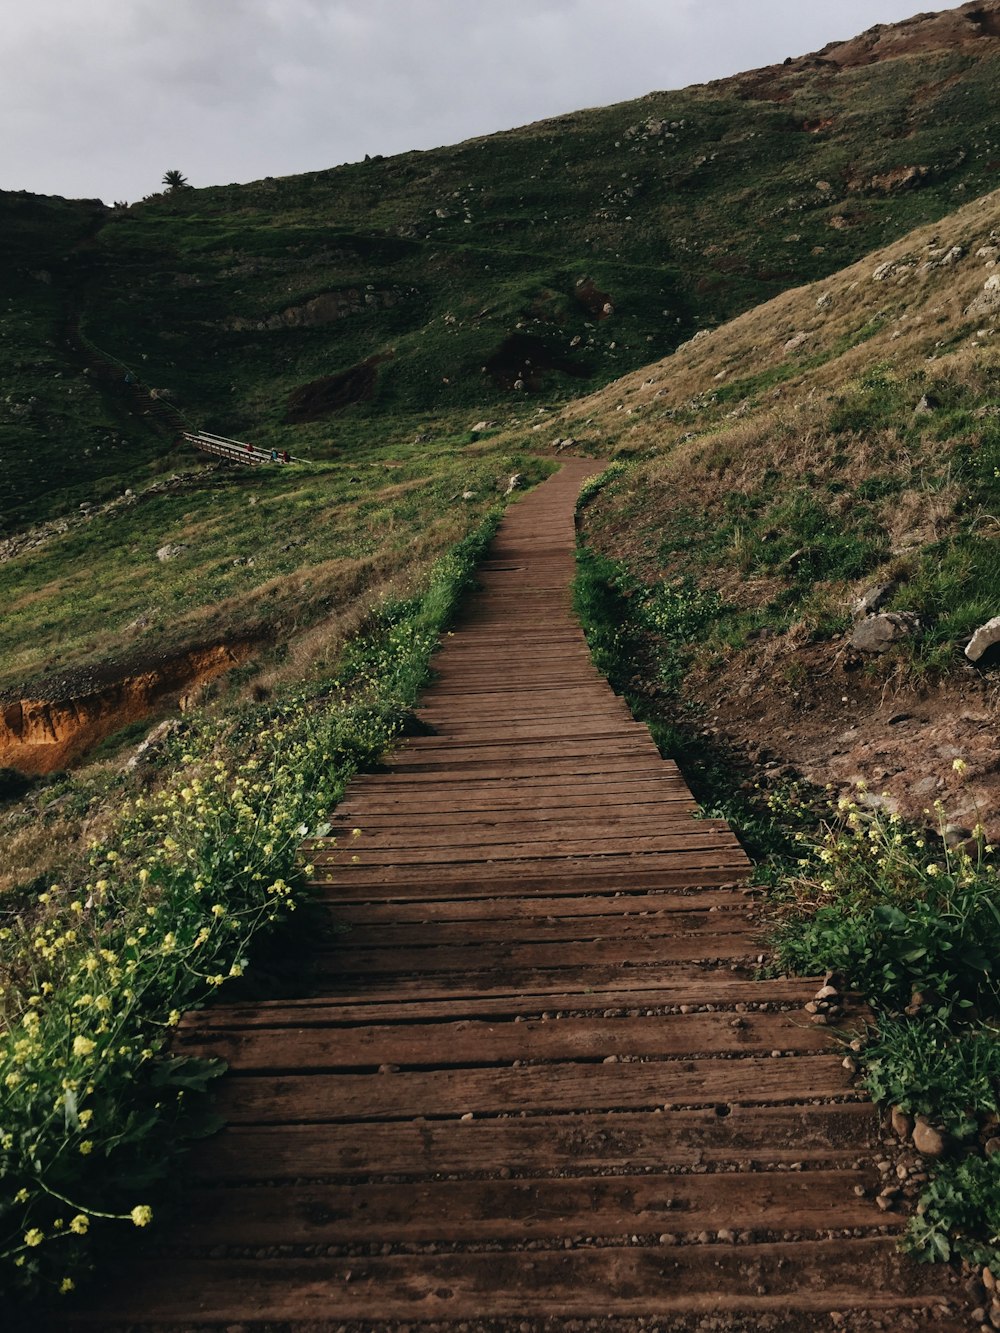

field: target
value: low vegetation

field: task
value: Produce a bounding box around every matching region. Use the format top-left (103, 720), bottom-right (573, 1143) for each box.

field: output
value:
top-left (575, 462), bottom-right (1000, 1274)
top-left (0, 507), bottom-right (503, 1305)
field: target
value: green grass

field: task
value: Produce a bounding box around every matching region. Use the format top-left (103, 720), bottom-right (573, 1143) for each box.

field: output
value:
top-left (0, 442), bottom-right (551, 696)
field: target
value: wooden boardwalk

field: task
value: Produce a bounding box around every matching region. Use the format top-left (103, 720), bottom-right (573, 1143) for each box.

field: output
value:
top-left (73, 459), bottom-right (961, 1329)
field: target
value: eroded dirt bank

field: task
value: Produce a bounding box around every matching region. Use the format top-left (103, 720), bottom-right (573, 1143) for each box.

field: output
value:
top-left (0, 639), bottom-right (260, 775)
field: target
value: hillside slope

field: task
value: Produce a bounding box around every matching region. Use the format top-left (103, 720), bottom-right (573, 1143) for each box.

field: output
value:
top-left (567, 182), bottom-right (1000, 835)
top-left (4, 1), bottom-right (1000, 529)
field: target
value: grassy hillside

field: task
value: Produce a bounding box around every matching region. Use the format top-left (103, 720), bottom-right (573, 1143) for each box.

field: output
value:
top-left (4, 2), bottom-right (1000, 536)
top-left (567, 182), bottom-right (1000, 825)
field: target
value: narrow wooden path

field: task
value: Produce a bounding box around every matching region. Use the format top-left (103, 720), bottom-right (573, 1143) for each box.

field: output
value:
top-left (76, 460), bottom-right (961, 1329)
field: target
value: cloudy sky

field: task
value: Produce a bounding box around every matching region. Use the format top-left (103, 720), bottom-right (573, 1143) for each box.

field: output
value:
top-left (3, 0), bottom-right (935, 204)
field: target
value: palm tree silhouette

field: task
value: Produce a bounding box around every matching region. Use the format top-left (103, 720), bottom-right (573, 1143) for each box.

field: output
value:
top-left (161, 170), bottom-right (190, 191)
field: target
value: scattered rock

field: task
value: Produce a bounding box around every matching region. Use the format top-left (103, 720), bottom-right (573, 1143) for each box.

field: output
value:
top-left (966, 616), bottom-right (1000, 662)
top-left (504, 473), bottom-right (524, 496)
top-left (852, 581), bottom-right (898, 619)
top-left (125, 719), bottom-right (184, 772)
top-left (155, 543), bottom-right (187, 562)
top-left (891, 1106), bottom-right (914, 1141)
top-left (850, 612), bottom-right (919, 653)
top-left (783, 332), bottom-right (810, 353)
top-left (967, 274), bottom-right (1000, 317)
top-left (912, 1117), bottom-right (947, 1158)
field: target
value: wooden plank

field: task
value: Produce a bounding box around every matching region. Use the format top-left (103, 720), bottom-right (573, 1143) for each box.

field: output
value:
top-left (310, 828), bottom-right (742, 867)
top-left (312, 856), bottom-right (752, 892)
top-left (293, 963), bottom-right (772, 1001)
top-left (173, 1011), bottom-right (833, 1071)
top-left (189, 1104), bottom-right (882, 1181)
top-left (178, 977), bottom-right (822, 1028)
top-left (173, 1170), bottom-right (885, 1247)
top-left (323, 888), bottom-right (753, 923)
top-left (74, 1241), bottom-right (959, 1324)
top-left (324, 910), bottom-right (750, 947)
top-left (331, 798), bottom-right (699, 826)
top-left (314, 936), bottom-right (757, 976)
top-left (215, 1057), bottom-right (858, 1123)
top-left (318, 817), bottom-right (718, 853)
top-left (311, 865), bottom-right (752, 899)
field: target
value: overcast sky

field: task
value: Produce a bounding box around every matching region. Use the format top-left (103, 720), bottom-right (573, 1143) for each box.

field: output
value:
top-left (2, 0), bottom-right (939, 204)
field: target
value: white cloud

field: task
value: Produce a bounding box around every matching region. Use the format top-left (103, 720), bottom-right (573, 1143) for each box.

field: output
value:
top-left (0, 0), bottom-right (935, 202)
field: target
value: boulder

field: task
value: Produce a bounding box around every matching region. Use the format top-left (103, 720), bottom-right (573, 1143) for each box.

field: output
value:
top-left (872, 262), bottom-right (896, 282)
top-left (504, 473), bottom-right (524, 496)
top-left (155, 543), bottom-right (187, 562)
top-left (783, 332), bottom-right (810, 353)
top-left (850, 612), bottom-right (918, 653)
top-left (966, 274), bottom-right (1000, 317)
top-left (965, 616), bottom-right (1000, 662)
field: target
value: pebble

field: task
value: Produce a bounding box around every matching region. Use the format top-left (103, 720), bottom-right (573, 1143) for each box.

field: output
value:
top-left (890, 1106), bottom-right (914, 1140)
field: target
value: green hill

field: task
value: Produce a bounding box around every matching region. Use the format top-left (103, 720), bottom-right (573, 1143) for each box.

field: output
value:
top-left (5, 0), bottom-right (1000, 532)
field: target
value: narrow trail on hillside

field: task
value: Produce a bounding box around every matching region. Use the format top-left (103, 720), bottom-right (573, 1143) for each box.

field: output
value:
top-left (71, 459), bottom-right (962, 1330)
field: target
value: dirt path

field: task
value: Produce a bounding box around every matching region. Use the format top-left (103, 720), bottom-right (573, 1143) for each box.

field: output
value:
top-left (70, 459), bottom-right (963, 1329)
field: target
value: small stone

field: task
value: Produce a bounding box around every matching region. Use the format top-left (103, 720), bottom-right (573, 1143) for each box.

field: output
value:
top-left (890, 1106), bottom-right (914, 1141)
top-left (850, 612), bottom-right (919, 653)
top-left (968, 1275), bottom-right (988, 1307)
top-left (912, 1117), bottom-right (947, 1158)
top-left (658, 1233), bottom-right (676, 1245)
top-left (460, 1112), bottom-right (474, 1122)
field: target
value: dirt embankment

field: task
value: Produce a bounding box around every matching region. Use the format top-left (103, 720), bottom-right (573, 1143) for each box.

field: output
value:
top-left (0, 640), bottom-right (260, 775)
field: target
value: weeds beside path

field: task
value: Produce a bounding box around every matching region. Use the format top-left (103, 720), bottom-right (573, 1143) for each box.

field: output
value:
top-left (574, 462), bottom-right (1000, 1283)
top-left (0, 506), bottom-right (505, 1307)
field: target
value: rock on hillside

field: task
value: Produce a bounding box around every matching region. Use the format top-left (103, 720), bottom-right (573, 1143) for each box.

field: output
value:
top-left (734, 0), bottom-right (1000, 86)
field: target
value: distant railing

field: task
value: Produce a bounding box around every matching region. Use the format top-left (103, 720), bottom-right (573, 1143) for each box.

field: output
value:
top-left (182, 432), bottom-right (305, 466)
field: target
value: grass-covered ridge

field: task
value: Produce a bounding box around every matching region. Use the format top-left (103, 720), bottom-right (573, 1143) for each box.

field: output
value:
top-left (0, 506), bottom-right (503, 1306)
